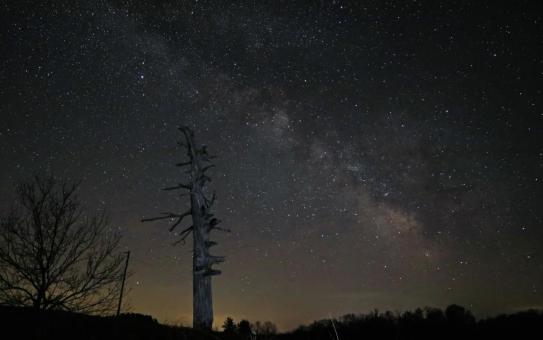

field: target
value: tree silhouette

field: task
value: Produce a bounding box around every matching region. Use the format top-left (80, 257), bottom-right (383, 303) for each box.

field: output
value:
top-left (142, 126), bottom-right (226, 330)
top-left (237, 319), bottom-right (252, 340)
top-left (0, 176), bottom-right (125, 314)
top-left (253, 320), bottom-right (278, 339)
top-left (445, 304), bottom-right (475, 325)
top-left (222, 316), bottom-right (237, 334)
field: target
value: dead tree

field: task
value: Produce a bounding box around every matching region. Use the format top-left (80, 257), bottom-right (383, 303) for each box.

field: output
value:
top-left (142, 126), bottom-right (226, 330)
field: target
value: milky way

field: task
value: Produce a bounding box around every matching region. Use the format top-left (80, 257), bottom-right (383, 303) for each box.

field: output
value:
top-left (1, 1), bottom-right (542, 330)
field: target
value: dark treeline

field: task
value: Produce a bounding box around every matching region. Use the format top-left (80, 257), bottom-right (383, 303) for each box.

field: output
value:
top-left (277, 305), bottom-right (543, 340)
top-left (1, 304), bottom-right (542, 340)
top-left (217, 305), bottom-right (543, 340)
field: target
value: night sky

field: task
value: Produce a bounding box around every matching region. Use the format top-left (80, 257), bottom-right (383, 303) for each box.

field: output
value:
top-left (1, 0), bottom-right (542, 330)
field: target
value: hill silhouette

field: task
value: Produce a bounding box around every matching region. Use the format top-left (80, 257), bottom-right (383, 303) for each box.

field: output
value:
top-left (277, 305), bottom-right (543, 340)
top-left (0, 306), bottom-right (218, 340)
top-left (2, 305), bottom-right (542, 340)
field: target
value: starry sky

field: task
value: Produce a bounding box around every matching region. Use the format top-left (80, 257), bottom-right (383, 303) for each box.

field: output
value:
top-left (1, 0), bottom-right (542, 331)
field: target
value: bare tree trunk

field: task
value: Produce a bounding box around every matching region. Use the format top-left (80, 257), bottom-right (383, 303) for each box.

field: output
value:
top-left (192, 189), bottom-right (213, 329)
top-left (142, 126), bottom-right (226, 330)
top-left (193, 271), bottom-right (213, 329)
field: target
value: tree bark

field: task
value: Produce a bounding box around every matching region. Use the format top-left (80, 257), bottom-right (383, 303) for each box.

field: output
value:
top-left (141, 127), bottom-right (225, 330)
top-left (191, 187), bottom-right (213, 329)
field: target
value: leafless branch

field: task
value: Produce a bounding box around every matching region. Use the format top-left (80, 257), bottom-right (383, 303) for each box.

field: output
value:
top-left (175, 161), bottom-right (191, 167)
top-left (140, 210), bottom-right (192, 231)
top-left (0, 175), bottom-right (125, 314)
top-left (163, 183), bottom-right (192, 191)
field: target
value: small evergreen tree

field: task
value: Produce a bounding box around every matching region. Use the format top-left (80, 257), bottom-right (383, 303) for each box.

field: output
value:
top-left (222, 317), bottom-right (237, 334)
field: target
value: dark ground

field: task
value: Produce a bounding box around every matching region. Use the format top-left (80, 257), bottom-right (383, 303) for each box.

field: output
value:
top-left (1, 305), bottom-right (542, 340)
top-left (0, 306), bottom-right (218, 340)
top-left (277, 305), bottom-right (543, 340)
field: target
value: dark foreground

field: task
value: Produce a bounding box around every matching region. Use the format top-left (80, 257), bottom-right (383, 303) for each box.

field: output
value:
top-left (278, 305), bottom-right (543, 340)
top-left (0, 306), bottom-right (218, 340)
top-left (1, 305), bottom-right (542, 340)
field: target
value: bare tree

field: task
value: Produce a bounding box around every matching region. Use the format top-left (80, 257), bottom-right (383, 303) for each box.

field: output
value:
top-left (142, 126), bottom-right (226, 330)
top-left (253, 321), bottom-right (278, 339)
top-left (0, 176), bottom-right (125, 314)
